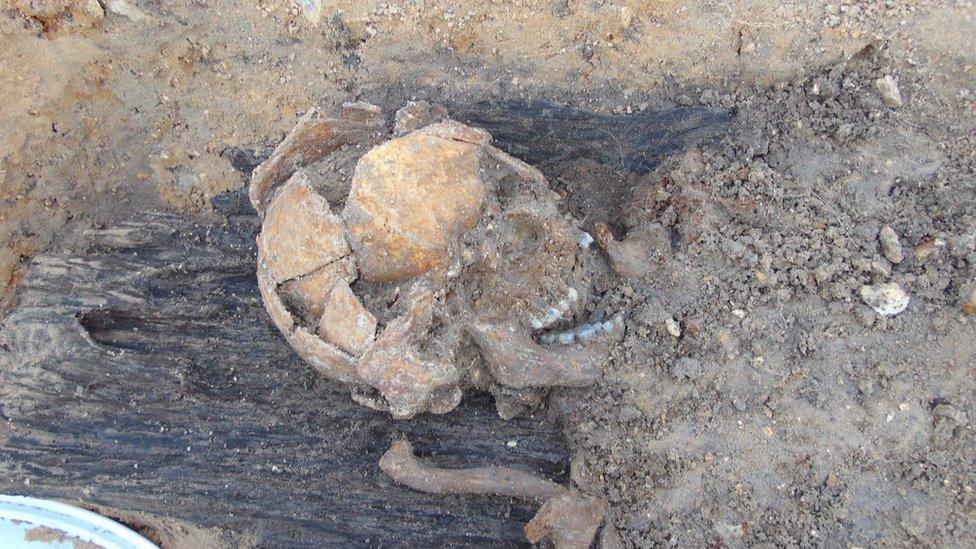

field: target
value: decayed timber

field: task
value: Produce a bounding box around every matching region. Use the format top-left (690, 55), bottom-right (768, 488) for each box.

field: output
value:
top-left (0, 102), bottom-right (731, 547)
top-left (0, 193), bottom-right (568, 547)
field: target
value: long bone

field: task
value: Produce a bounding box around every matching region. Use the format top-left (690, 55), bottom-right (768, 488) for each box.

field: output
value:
top-left (380, 439), bottom-right (608, 549)
top-left (379, 439), bottom-right (566, 501)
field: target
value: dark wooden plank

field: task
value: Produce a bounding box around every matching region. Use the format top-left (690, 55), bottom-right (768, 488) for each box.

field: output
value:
top-left (0, 104), bottom-right (731, 547)
top-left (0, 194), bottom-right (568, 547)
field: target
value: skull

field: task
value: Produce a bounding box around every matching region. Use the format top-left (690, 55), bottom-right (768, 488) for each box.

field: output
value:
top-left (252, 102), bottom-right (620, 418)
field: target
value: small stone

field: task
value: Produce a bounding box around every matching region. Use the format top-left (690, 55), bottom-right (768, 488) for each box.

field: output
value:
top-left (298, 0), bottom-right (324, 24)
top-left (102, 0), bottom-right (147, 21)
top-left (900, 511), bottom-right (927, 538)
top-left (949, 234), bottom-right (976, 258)
top-left (914, 238), bottom-right (945, 261)
top-left (826, 472), bottom-right (841, 487)
top-left (870, 257), bottom-right (892, 279)
top-left (860, 282), bottom-right (910, 316)
top-left (857, 306), bottom-right (877, 326)
top-left (875, 75), bottom-right (904, 108)
top-left (664, 317), bottom-right (681, 337)
top-left (879, 225), bottom-right (904, 264)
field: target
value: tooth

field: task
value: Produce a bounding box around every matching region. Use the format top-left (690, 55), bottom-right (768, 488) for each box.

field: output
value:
top-left (574, 324), bottom-right (597, 342)
top-left (528, 316), bottom-right (544, 330)
top-left (466, 317), bottom-right (610, 389)
top-left (539, 334), bottom-right (555, 345)
top-left (543, 307), bottom-right (562, 326)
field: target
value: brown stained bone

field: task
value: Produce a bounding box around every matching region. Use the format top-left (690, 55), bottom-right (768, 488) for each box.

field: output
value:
top-left (524, 493), bottom-right (607, 549)
top-left (357, 281), bottom-right (461, 418)
top-left (341, 122), bottom-right (490, 283)
top-left (593, 222), bottom-right (653, 279)
top-left (254, 107), bottom-right (620, 419)
top-left (379, 439), bottom-right (567, 502)
top-left (278, 259), bottom-right (356, 324)
top-left (249, 102), bottom-right (384, 216)
top-left (259, 172), bottom-right (352, 282)
top-left (380, 439), bottom-right (607, 549)
top-left (316, 279), bottom-right (376, 356)
top-left (256, 259), bottom-right (360, 384)
top-left (465, 317), bottom-right (610, 389)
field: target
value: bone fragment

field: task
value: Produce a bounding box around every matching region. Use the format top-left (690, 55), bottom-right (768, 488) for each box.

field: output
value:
top-left (593, 222), bottom-right (653, 278)
top-left (278, 260), bottom-right (355, 324)
top-left (250, 103), bottom-right (384, 215)
top-left (100, 0), bottom-right (146, 20)
top-left (538, 317), bottom-right (621, 345)
top-left (256, 261), bottom-right (360, 383)
top-left (316, 279), bottom-right (377, 356)
top-left (465, 316), bottom-right (610, 389)
top-left (523, 493), bottom-right (607, 549)
top-left (258, 172), bottom-right (351, 281)
top-left (379, 439), bottom-right (567, 502)
top-left (357, 282), bottom-right (460, 418)
top-left (393, 101), bottom-right (448, 136)
top-left (341, 124), bottom-right (489, 282)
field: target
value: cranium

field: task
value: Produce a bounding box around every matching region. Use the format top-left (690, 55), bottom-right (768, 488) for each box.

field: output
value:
top-left (251, 102), bottom-right (621, 419)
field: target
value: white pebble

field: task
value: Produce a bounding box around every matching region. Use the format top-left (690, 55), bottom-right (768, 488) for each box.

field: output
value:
top-left (861, 282), bottom-right (910, 316)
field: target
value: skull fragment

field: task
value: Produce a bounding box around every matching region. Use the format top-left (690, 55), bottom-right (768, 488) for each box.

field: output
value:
top-left (251, 102), bottom-right (621, 419)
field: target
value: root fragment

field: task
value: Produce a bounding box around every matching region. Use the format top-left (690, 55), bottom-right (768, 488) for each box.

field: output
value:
top-left (465, 316), bottom-right (610, 389)
top-left (379, 439), bottom-right (567, 502)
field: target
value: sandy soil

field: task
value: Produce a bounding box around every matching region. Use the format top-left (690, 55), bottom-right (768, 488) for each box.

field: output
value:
top-left (1, 0), bottom-right (974, 546)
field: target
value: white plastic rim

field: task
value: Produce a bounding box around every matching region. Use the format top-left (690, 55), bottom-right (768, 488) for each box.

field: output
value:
top-left (0, 495), bottom-right (157, 549)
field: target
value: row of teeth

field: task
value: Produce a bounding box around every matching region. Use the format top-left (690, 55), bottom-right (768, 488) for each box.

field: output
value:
top-left (538, 316), bottom-right (621, 345)
top-left (526, 230), bottom-right (598, 344)
top-left (527, 286), bottom-right (579, 330)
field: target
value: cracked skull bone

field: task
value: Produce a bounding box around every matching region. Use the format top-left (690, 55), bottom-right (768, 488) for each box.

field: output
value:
top-left (254, 109), bottom-right (614, 418)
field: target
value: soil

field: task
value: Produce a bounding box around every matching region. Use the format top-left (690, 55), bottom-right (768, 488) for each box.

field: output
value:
top-left (1, 0), bottom-right (974, 547)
